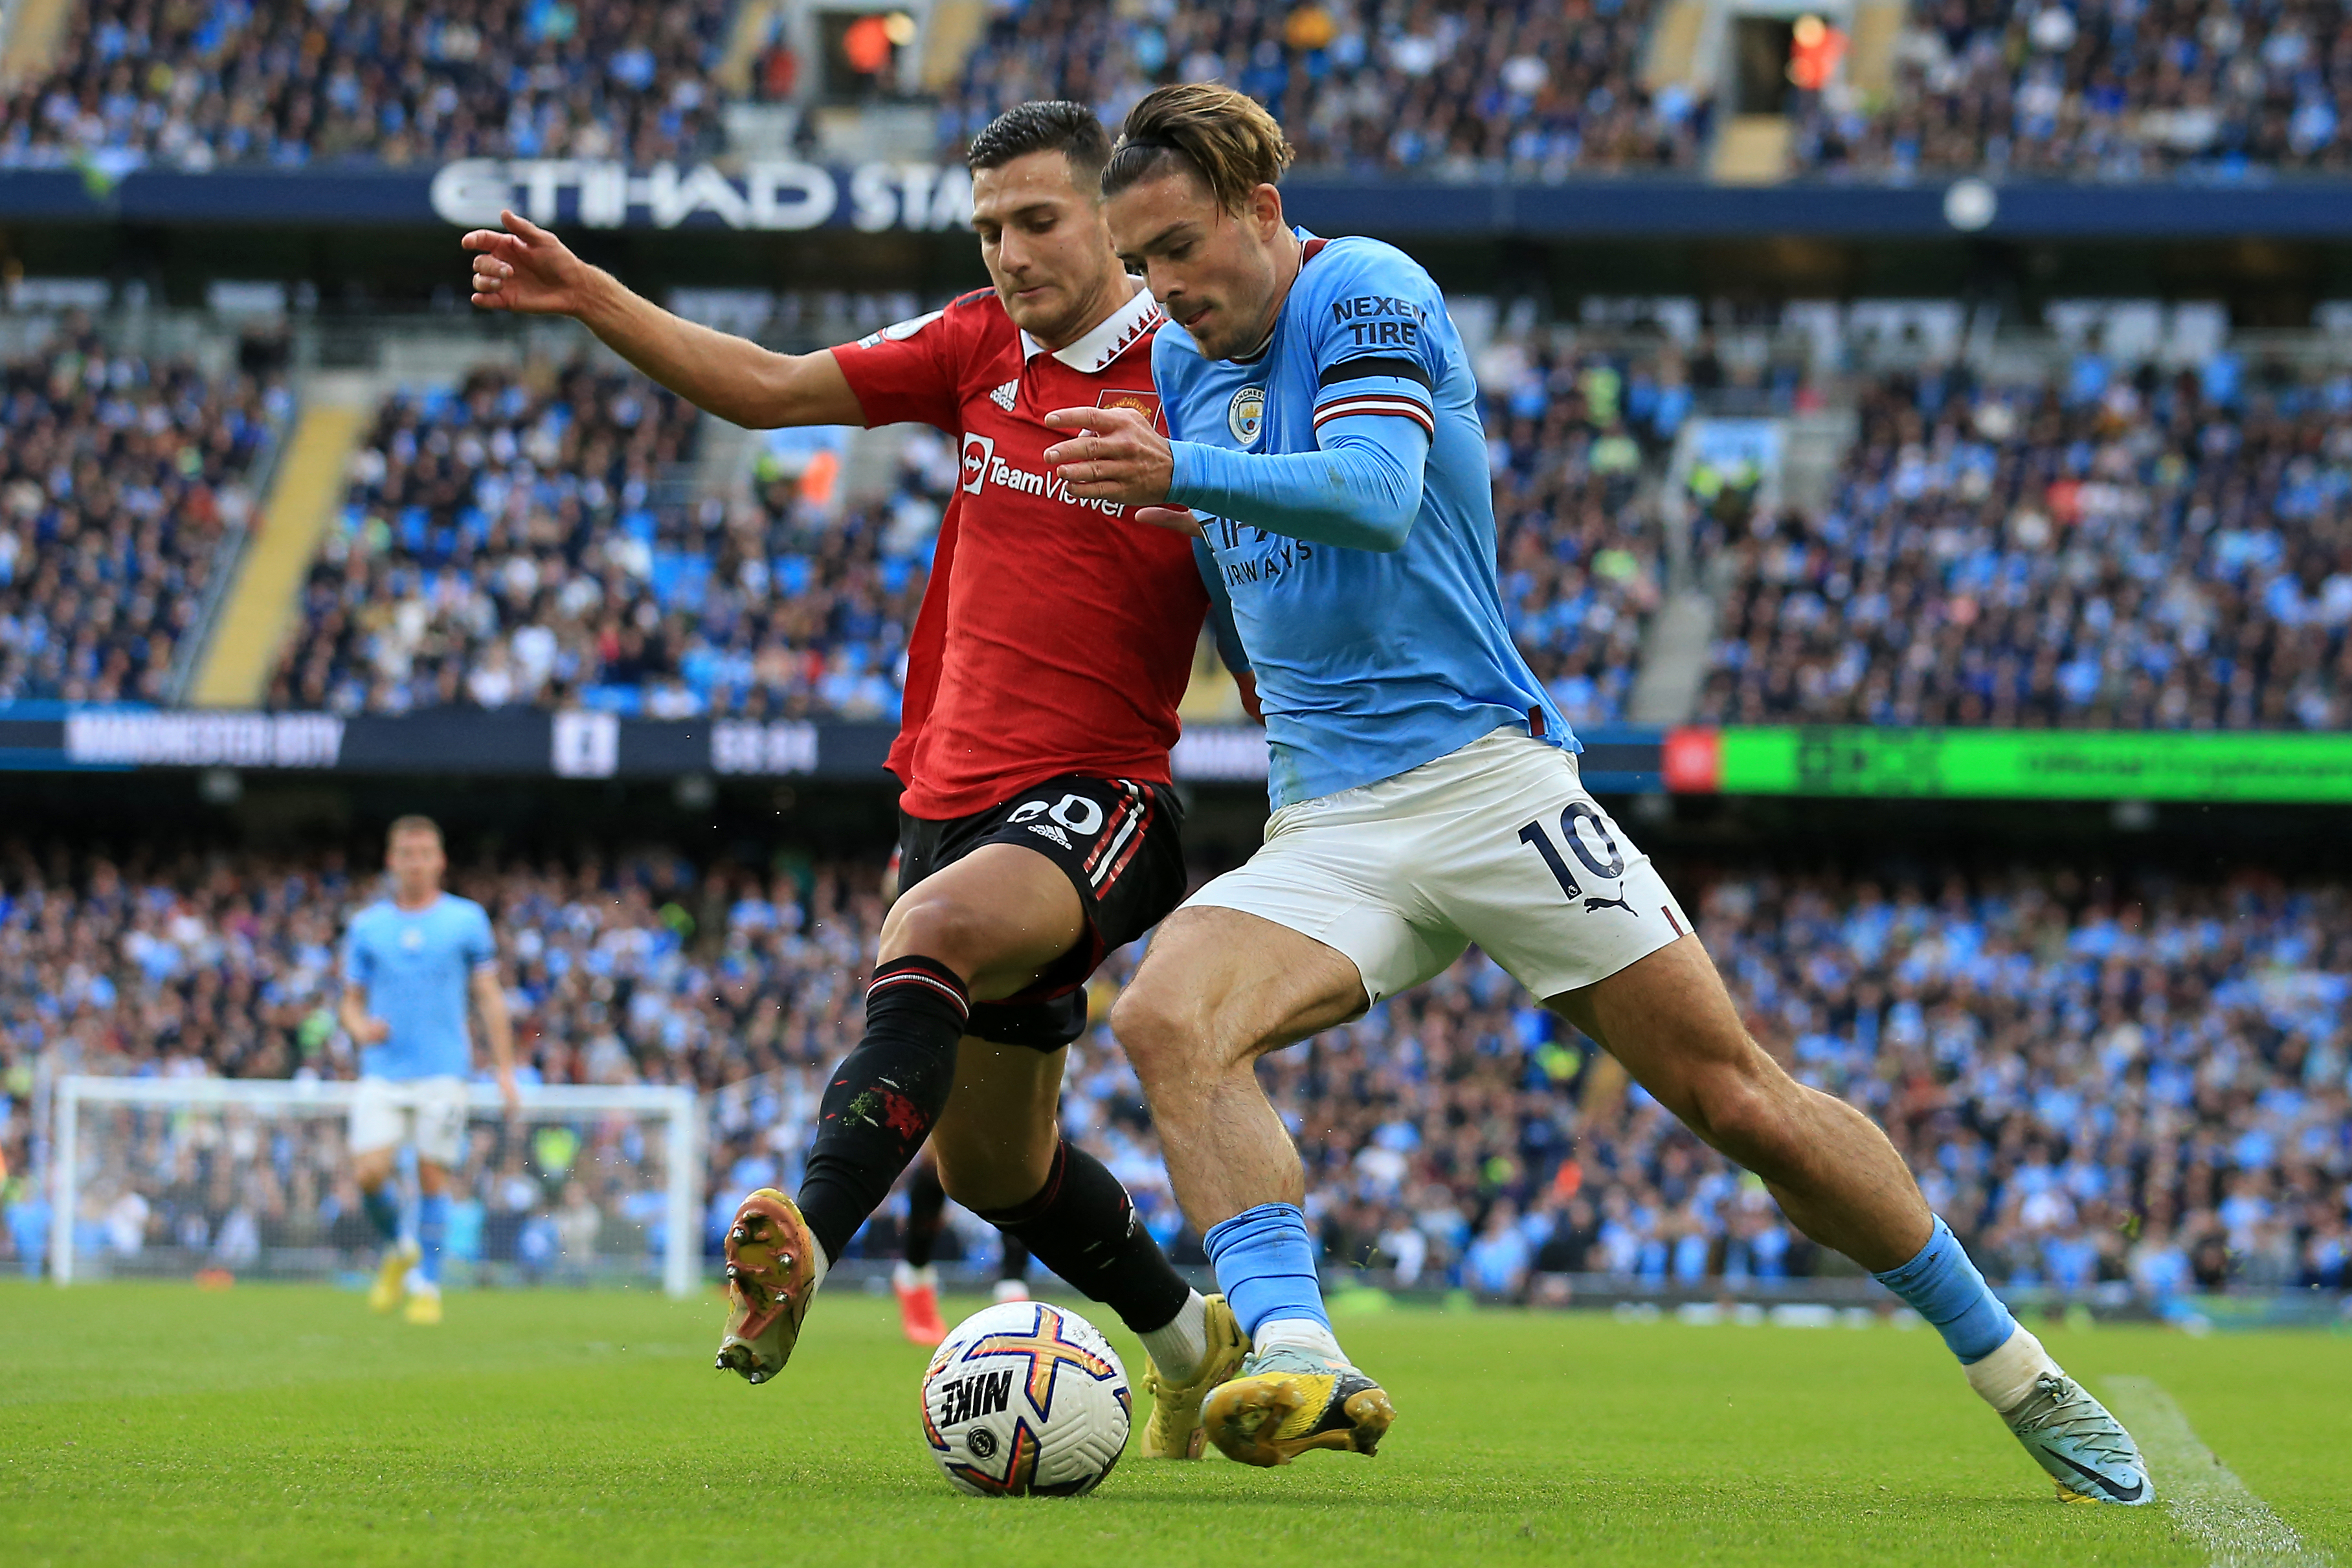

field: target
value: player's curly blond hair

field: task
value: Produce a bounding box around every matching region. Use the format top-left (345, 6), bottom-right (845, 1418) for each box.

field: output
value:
top-left (1101, 83), bottom-right (1294, 213)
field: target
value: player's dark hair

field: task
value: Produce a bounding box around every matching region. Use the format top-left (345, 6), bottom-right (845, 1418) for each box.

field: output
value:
top-left (1102, 83), bottom-right (1294, 212)
top-left (965, 101), bottom-right (1113, 192)
top-left (386, 814), bottom-right (442, 845)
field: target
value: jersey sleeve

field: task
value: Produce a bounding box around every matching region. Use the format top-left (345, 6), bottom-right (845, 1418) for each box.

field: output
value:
top-left (341, 919), bottom-right (372, 991)
top-left (464, 902), bottom-right (497, 972)
top-left (828, 296), bottom-right (978, 432)
top-left (1306, 245), bottom-right (1442, 441)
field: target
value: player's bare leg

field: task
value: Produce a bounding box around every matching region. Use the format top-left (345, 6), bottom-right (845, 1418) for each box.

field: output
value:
top-left (1112, 908), bottom-right (1393, 1464)
top-left (720, 845), bottom-right (1229, 1433)
top-left (1548, 937), bottom-right (2147, 1504)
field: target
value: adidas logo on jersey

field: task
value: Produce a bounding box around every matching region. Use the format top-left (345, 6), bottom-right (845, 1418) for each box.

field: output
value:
top-left (989, 380), bottom-right (1018, 411)
top-left (1026, 822), bottom-right (1074, 850)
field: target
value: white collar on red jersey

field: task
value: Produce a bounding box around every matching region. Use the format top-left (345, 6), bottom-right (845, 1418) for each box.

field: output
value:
top-left (1018, 284), bottom-right (1163, 374)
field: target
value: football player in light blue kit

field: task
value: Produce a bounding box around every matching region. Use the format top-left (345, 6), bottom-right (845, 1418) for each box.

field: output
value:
top-left (340, 814), bottom-right (517, 1324)
top-left (1042, 82), bottom-right (2149, 1502)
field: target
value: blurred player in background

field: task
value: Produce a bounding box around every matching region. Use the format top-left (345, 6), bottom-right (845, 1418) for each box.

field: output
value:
top-left (1044, 82), bottom-right (2151, 1505)
top-left (464, 102), bottom-right (1253, 1457)
top-left (895, 1158), bottom-right (1032, 1344)
top-left (340, 815), bottom-right (519, 1325)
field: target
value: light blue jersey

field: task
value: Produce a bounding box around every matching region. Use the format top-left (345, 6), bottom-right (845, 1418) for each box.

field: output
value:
top-left (341, 894), bottom-right (495, 1081)
top-left (1154, 231), bottom-right (1572, 809)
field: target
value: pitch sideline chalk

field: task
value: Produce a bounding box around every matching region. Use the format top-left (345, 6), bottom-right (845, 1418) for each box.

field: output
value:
top-left (2103, 1375), bottom-right (2332, 1568)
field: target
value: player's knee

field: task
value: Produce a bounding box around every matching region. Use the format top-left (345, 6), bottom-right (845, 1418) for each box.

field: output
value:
top-left (879, 890), bottom-right (994, 979)
top-left (1107, 981), bottom-right (1198, 1086)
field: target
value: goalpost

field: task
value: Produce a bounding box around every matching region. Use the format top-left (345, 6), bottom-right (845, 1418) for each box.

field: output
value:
top-left (49, 1077), bottom-right (703, 1298)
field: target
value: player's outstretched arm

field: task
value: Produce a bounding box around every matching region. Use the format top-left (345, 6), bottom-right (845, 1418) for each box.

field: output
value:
top-left (1046, 406), bottom-right (1428, 552)
top-left (464, 210), bottom-right (862, 430)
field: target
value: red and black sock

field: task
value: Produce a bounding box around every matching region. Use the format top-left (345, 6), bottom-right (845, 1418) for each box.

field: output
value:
top-left (797, 955), bottom-right (967, 1265)
top-left (904, 1160), bottom-right (947, 1270)
top-left (979, 1140), bottom-right (1189, 1335)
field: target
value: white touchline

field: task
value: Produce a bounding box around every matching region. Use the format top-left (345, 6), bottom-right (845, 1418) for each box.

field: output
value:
top-left (2103, 1376), bottom-right (2332, 1568)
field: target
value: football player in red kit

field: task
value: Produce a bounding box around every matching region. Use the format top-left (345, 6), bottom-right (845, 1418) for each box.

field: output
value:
top-left (464, 102), bottom-right (1251, 1457)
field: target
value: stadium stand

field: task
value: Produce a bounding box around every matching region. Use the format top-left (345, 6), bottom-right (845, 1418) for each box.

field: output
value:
top-left (1701, 354), bottom-right (2352, 728)
top-left (1794, 0), bottom-right (2352, 178)
top-left (0, 0), bottom-right (732, 170)
top-left (8, 0), bottom-right (2346, 184)
top-left (0, 0), bottom-right (1712, 175)
top-left (263, 322), bottom-right (1674, 723)
top-left (941, 0), bottom-right (1710, 174)
top-left (0, 318), bottom-right (284, 705)
top-left (6, 837), bottom-right (2345, 1305)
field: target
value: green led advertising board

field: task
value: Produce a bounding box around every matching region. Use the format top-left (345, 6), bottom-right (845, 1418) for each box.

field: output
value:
top-left (1708, 727), bottom-right (2352, 802)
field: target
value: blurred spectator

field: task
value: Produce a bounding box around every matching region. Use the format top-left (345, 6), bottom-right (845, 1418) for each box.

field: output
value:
top-left (1705, 357), bottom-right (2352, 728)
top-left (943, 0), bottom-right (1710, 176)
top-left (0, 319), bottom-right (282, 704)
top-left (0, 0), bottom-right (730, 172)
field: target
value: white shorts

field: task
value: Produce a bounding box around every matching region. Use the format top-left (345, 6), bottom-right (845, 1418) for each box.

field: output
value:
top-left (1187, 728), bottom-right (1690, 1007)
top-left (349, 1075), bottom-right (470, 1167)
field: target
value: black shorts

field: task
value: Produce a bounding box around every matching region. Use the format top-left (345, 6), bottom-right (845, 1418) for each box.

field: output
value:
top-left (896, 774), bottom-right (1186, 1050)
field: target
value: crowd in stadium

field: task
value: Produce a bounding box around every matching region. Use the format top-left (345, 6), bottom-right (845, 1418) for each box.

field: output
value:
top-left (6, 838), bottom-right (2345, 1307)
top-left (264, 335), bottom-right (1669, 727)
top-left (0, 0), bottom-right (732, 172)
top-left (1797, 0), bottom-right (2352, 178)
top-left (943, 0), bottom-right (1709, 175)
top-left (1703, 352), bottom-right (2352, 728)
top-left (0, 320), bottom-right (284, 707)
top-left (10, 0), bottom-right (2351, 182)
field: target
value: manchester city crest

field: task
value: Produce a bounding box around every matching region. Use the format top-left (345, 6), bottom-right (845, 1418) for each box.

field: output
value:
top-left (1227, 385), bottom-right (1265, 445)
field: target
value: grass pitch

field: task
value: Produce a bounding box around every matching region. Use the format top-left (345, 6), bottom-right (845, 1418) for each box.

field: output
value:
top-left (4, 1281), bottom-right (2346, 1567)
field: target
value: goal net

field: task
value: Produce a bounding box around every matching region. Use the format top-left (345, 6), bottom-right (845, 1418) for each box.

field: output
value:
top-left (48, 1077), bottom-right (702, 1297)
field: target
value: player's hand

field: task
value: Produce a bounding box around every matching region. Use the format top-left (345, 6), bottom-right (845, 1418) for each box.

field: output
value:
top-left (497, 1066), bottom-right (522, 1118)
top-left (464, 210), bottom-right (593, 315)
top-left (1131, 506), bottom-right (1204, 537)
top-left (351, 1015), bottom-right (392, 1046)
top-left (1042, 407), bottom-right (1173, 506)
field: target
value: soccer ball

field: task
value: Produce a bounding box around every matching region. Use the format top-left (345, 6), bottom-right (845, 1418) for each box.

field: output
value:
top-left (919, 1300), bottom-right (1131, 1496)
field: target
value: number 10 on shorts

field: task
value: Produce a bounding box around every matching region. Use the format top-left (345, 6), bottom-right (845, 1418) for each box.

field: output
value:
top-left (1517, 803), bottom-right (1626, 903)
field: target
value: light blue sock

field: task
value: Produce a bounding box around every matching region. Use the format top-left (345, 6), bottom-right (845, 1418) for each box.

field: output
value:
top-left (1202, 1203), bottom-right (1329, 1338)
top-left (1872, 1216), bottom-right (2015, 1364)
top-left (361, 1183), bottom-right (403, 1246)
top-left (416, 1193), bottom-right (450, 1287)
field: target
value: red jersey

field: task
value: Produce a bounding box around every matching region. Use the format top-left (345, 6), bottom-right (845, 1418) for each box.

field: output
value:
top-left (833, 285), bottom-right (1208, 820)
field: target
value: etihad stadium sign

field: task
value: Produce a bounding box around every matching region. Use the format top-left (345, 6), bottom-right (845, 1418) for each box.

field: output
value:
top-left (428, 159), bottom-right (975, 233)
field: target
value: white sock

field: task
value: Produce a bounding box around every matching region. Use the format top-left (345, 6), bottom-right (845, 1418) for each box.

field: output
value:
top-left (1137, 1290), bottom-right (1209, 1382)
top-left (1254, 1316), bottom-right (1345, 1364)
top-left (891, 1260), bottom-right (935, 1292)
top-left (1964, 1325), bottom-right (2060, 1413)
top-left (805, 1233), bottom-right (831, 1292)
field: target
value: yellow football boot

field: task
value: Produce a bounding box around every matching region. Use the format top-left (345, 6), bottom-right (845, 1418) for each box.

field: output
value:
top-left (1139, 1294), bottom-right (1250, 1459)
top-left (1200, 1347), bottom-right (1396, 1466)
top-left (715, 1189), bottom-right (822, 1385)
top-left (403, 1287), bottom-right (443, 1325)
top-left (369, 1240), bottom-right (419, 1314)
